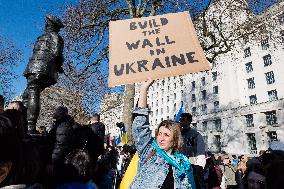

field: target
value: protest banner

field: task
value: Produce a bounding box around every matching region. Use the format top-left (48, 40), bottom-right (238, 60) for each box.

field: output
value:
top-left (109, 11), bottom-right (210, 86)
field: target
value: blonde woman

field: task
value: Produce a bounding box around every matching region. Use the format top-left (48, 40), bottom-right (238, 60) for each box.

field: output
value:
top-left (236, 155), bottom-right (248, 187)
top-left (130, 78), bottom-right (195, 189)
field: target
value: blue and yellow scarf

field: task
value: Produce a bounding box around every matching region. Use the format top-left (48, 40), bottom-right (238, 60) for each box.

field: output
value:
top-left (152, 140), bottom-right (196, 189)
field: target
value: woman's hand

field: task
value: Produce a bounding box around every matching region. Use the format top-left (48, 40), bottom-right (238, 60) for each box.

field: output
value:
top-left (138, 78), bottom-right (154, 108)
top-left (140, 78), bottom-right (154, 92)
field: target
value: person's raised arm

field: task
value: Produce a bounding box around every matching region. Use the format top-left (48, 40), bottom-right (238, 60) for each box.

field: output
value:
top-left (137, 78), bottom-right (154, 108)
top-left (132, 78), bottom-right (154, 160)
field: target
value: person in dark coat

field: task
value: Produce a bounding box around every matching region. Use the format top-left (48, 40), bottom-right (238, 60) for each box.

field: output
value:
top-left (43, 106), bottom-right (74, 187)
top-left (204, 157), bottom-right (223, 189)
top-left (49, 106), bottom-right (74, 164)
top-left (89, 113), bottom-right (105, 156)
top-left (179, 113), bottom-right (206, 189)
top-left (89, 113), bottom-right (105, 140)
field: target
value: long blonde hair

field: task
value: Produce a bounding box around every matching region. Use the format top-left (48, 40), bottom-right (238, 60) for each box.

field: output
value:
top-left (237, 155), bottom-right (248, 173)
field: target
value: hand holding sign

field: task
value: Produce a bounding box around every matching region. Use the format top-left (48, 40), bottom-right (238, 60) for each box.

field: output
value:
top-left (109, 12), bottom-right (210, 87)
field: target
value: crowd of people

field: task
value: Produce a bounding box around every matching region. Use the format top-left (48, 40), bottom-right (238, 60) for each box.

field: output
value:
top-left (0, 96), bottom-right (133, 189)
top-left (1, 79), bottom-right (284, 189)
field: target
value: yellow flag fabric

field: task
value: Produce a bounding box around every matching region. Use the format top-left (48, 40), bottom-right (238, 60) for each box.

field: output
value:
top-left (121, 127), bottom-right (128, 144)
top-left (121, 133), bottom-right (127, 144)
top-left (119, 152), bottom-right (139, 189)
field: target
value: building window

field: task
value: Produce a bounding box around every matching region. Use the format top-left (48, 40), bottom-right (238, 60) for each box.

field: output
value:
top-left (192, 107), bottom-right (196, 115)
top-left (214, 119), bottom-right (222, 131)
top-left (201, 90), bottom-right (207, 100)
top-left (245, 62), bottom-right (253, 73)
top-left (202, 121), bottom-right (207, 131)
top-left (267, 131), bottom-right (278, 142)
top-left (167, 106), bottom-right (169, 113)
top-left (214, 135), bottom-right (221, 152)
top-left (213, 86), bottom-right (218, 94)
top-left (168, 85), bottom-right (170, 91)
top-left (212, 72), bottom-right (217, 81)
top-left (244, 47), bottom-right (251, 58)
top-left (249, 95), bottom-right (257, 105)
top-left (243, 34), bottom-right (249, 43)
top-left (181, 90), bottom-right (184, 94)
top-left (201, 77), bottom-right (206, 86)
top-left (167, 96), bottom-right (169, 102)
top-left (279, 14), bottom-right (284, 24)
top-left (214, 101), bottom-right (219, 112)
top-left (167, 116), bottom-right (169, 120)
top-left (174, 83), bottom-right (177, 89)
top-left (265, 71), bottom-right (275, 84)
top-left (261, 37), bottom-right (269, 50)
top-left (259, 24), bottom-right (266, 32)
top-left (156, 109), bottom-right (158, 116)
top-left (192, 94), bottom-right (196, 102)
top-left (247, 78), bottom-right (255, 89)
top-left (162, 89), bottom-right (164, 94)
top-left (156, 100), bottom-right (159, 106)
top-left (245, 114), bottom-right (254, 127)
top-left (174, 93), bottom-right (176, 100)
top-left (173, 103), bottom-right (176, 112)
top-left (247, 133), bottom-right (257, 154)
top-left (180, 78), bottom-right (183, 86)
top-left (268, 90), bottom-right (278, 101)
top-left (265, 110), bottom-right (277, 125)
top-left (201, 104), bottom-right (207, 114)
top-left (281, 30), bottom-right (284, 43)
top-left (263, 54), bottom-right (272, 66)
top-left (192, 81), bottom-right (195, 91)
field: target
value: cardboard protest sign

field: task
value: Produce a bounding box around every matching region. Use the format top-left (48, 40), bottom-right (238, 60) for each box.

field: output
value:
top-left (109, 11), bottom-right (209, 87)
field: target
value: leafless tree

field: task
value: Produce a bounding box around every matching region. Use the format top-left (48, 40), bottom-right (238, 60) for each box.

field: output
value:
top-left (37, 86), bottom-right (89, 130)
top-left (60, 0), bottom-right (279, 143)
top-left (0, 36), bottom-right (21, 100)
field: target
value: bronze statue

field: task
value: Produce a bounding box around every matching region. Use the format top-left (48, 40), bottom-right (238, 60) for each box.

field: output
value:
top-left (22, 14), bottom-right (64, 133)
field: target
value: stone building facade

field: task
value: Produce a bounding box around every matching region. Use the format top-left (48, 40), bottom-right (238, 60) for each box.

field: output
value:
top-left (145, 1), bottom-right (284, 155)
top-left (100, 93), bottom-right (124, 138)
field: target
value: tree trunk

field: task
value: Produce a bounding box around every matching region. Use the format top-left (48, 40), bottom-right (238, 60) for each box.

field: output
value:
top-left (122, 84), bottom-right (135, 145)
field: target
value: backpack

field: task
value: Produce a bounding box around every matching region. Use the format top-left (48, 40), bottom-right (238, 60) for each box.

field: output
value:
top-left (214, 165), bottom-right (223, 185)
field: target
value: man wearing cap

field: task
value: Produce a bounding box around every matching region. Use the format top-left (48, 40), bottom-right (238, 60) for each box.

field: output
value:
top-left (23, 14), bottom-right (64, 133)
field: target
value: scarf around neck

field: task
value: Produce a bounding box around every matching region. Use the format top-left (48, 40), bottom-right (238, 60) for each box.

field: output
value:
top-left (152, 139), bottom-right (196, 189)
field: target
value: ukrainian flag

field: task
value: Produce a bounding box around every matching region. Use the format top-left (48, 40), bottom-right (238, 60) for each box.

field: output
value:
top-left (175, 101), bottom-right (185, 121)
top-left (121, 126), bottom-right (127, 144)
top-left (119, 152), bottom-right (138, 189)
top-left (116, 134), bottom-right (121, 145)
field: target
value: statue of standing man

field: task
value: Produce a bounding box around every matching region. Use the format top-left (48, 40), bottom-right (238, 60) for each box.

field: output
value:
top-left (23, 14), bottom-right (64, 133)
